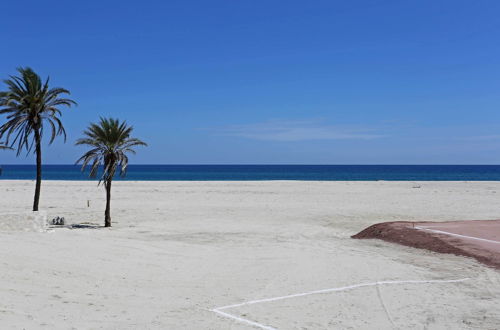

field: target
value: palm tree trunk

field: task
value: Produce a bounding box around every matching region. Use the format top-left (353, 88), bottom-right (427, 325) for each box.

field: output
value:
top-left (33, 127), bottom-right (42, 212)
top-left (104, 179), bottom-right (112, 227)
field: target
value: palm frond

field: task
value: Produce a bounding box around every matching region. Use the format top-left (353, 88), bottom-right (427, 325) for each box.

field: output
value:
top-left (75, 117), bottom-right (147, 184)
top-left (0, 143), bottom-right (12, 150)
top-left (0, 67), bottom-right (76, 154)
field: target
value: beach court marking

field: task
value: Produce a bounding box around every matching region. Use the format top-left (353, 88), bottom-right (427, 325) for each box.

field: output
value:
top-left (415, 226), bottom-right (500, 244)
top-left (211, 309), bottom-right (277, 330)
top-left (211, 278), bottom-right (469, 330)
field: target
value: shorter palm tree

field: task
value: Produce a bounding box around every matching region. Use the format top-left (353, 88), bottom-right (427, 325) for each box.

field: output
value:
top-left (76, 117), bottom-right (147, 227)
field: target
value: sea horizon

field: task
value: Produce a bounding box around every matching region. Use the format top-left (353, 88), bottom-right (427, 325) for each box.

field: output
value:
top-left (1, 164), bottom-right (500, 181)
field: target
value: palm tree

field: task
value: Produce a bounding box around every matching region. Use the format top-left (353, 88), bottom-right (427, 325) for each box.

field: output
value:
top-left (0, 67), bottom-right (76, 211)
top-left (76, 117), bottom-right (147, 227)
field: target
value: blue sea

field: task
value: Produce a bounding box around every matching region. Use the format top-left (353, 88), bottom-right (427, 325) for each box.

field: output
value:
top-left (0, 165), bottom-right (500, 181)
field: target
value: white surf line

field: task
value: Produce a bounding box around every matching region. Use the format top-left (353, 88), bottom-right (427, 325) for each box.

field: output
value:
top-left (211, 278), bottom-right (469, 330)
top-left (415, 226), bottom-right (500, 244)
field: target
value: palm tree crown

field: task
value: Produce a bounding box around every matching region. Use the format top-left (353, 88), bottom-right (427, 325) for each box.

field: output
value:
top-left (76, 117), bottom-right (147, 184)
top-left (0, 67), bottom-right (76, 154)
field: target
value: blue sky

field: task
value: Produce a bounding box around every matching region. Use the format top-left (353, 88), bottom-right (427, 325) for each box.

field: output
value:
top-left (1, 0), bottom-right (500, 164)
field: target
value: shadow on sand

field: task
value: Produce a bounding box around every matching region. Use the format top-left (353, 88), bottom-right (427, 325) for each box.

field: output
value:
top-left (49, 223), bottom-right (104, 229)
top-left (68, 223), bottom-right (103, 229)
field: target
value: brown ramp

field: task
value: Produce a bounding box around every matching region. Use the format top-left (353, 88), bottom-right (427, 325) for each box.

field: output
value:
top-left (352, 220), bottom-right (500, 269)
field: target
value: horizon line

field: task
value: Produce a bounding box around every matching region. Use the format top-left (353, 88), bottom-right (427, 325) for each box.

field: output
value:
top-left (1, 164), bottom-right (500, 166)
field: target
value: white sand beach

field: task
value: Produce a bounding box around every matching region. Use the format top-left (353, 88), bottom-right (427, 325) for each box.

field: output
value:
top-left (1, 180), bottom-right (499, 329)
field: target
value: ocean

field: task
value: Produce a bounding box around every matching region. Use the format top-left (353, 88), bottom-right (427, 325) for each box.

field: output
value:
top-left (0, 165), bottom-right (500, 181)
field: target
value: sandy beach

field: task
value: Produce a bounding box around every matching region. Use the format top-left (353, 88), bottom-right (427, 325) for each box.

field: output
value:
top-left (1, 180), bottom-right (500, 329)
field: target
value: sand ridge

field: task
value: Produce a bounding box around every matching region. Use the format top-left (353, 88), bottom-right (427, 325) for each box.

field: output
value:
top-left (353, 220), bottom-right (500, 269)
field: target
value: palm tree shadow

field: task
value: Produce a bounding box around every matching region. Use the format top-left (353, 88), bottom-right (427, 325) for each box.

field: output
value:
top-left (67, 223), bottom-right (104, 229)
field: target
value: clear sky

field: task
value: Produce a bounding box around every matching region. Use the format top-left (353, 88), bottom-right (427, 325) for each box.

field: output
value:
top-left (1, 0), bottom-right (500, 164)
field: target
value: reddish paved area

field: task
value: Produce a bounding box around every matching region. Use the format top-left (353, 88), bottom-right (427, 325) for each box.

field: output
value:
top-left (416, 220), bottom-right (500, 242)
top-left (353, 219), bottom-right (500, 269)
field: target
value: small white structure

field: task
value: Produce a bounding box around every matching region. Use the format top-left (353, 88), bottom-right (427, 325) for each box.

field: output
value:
top-left (0, 211), bottom-right (48, 232)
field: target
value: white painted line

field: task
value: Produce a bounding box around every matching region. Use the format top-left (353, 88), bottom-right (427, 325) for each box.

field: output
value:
top-left (415, 226), bottom-right (500, 244)
top-left (211, 278), bottom-right (469, 329)
top-left (211, 308), bottom-right (277, 330)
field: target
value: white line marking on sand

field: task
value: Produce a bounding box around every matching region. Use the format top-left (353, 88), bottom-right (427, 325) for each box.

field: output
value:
top-left (211, 278), bottom-right (469, 330)
top-left (415, 226), bottom-right (500, 244)
top-left (212, 309), bottom-right (277, 330)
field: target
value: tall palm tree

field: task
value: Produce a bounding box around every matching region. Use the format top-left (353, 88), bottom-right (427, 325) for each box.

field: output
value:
top-left (0, 67), bottom-right (76, 211)
top-left (76, 117), bottom-right (147, 227)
